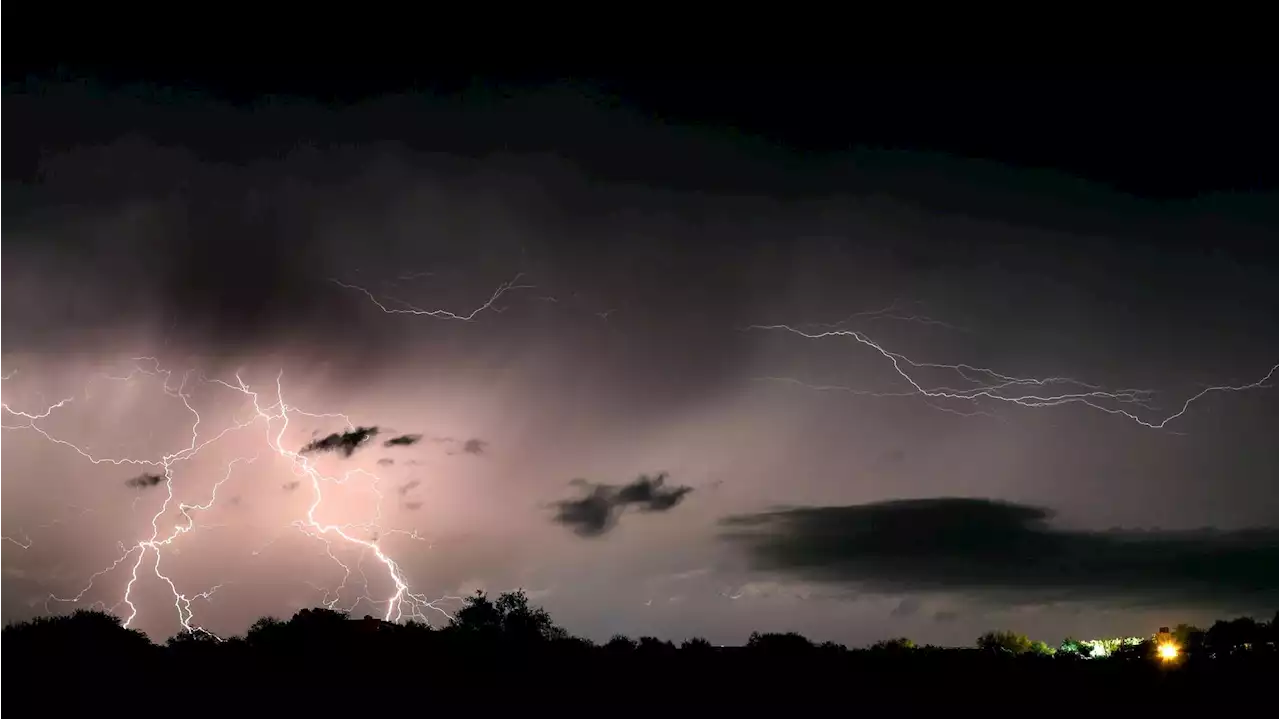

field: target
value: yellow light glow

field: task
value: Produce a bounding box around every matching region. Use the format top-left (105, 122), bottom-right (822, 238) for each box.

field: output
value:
top-left (1158, 643), bottom-right (1179, 661)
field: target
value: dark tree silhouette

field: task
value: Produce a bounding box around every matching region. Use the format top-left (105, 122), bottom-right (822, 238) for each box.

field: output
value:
top-left (870, 637), bottom-right (916, 654)
top-left (681, 636), bottom-right (714, 652)
top-left (747, 630), bottom-right (813, 656)
top-left (604, 633), bottom-right (638, 654)
top-left (3, 601), bottom-right (1275, 713)
top-left (450, 589), bottom-right (566, 644)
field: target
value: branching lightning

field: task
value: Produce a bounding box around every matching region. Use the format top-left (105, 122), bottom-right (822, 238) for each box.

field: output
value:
top-left (749, 323), bottom-right (1277, 429)
top-left (328, 274), bottom-right (532, 319)
top-left (0, 279), bottom-right (522, 639)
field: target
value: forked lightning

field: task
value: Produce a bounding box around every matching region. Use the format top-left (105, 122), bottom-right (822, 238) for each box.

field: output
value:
top-left (1, 278), bottom-right (523, 637)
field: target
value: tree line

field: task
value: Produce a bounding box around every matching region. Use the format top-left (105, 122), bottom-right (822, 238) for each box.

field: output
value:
top-left (3, 590), bottom-right (1275, 712)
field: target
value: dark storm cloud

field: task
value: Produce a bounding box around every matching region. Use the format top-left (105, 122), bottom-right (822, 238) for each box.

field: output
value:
top-left (382, 434), bottom-right (422, 448)
top-left (552, 486), bottom-right (615, 538)
top-left (376, 458), bottom-right (395, 466)
top-left (3, 85), bottom-right (770, 422)
top-left (614, 473), bottom-right (694, 511)
top-left (282, 481), bottom-right (301, 492)
top-left (397, 480), bottom-right (421, 496)
top-left (0, 138), bottom-right (398, 363)
top-left (721, 498), bottom-right (1277, 610)
top-left (124, 473), bottom-right (165, 490)
top-left (298, 427), bottom-right (379, 458)
top-left (552, 473), bottom-right (693, 537)
top-left (402, 501), bottom-right (423, 511)
top-left (158, 202), bottom-right (365, 354)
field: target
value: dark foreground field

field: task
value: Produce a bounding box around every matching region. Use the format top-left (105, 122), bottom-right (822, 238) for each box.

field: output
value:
top-left (4, 594), bottom-right (1275, 715)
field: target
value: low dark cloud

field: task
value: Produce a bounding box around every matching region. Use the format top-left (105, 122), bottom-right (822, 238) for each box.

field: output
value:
top-left (552, 473), bottom-right (693, 538)
top-left (721, 498), bottom-right (1278, 611)
top-left (125, 473), bottom-right (165, 490)
top-left (282, 481), bottom-right (301, 492)
top-left (397, 480), bottom-right (421, 497)
top-left (402, 501), bottom-right (423, 512)
top-left (376, 458), bottom-right (395, 467)
top-left (382, 434), bottom-right (422, 448)
top-left (299, 427), bottom-right (380, 458)
top-left (615, 473), bottom-right (695, 512)
top-left (889, 598), bottom-right (920, 618)
top-left (553, 486), bottom-right (615, 538)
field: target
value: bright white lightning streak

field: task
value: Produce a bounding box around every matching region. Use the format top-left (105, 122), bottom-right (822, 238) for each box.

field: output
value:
top-left (1, 278), bottom-right (520, 636)
top-left (749, 324), bottom-right (1278, 429)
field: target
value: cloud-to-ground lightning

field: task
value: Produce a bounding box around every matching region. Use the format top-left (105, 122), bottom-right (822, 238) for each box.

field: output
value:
top-left (0, 279), bottom-right (519, 638)
top-left (749, 323), bottom-right (1277, 429)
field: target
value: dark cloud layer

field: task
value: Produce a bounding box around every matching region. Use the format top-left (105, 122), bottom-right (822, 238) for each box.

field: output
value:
top-left (124, 473), bottom-right (165, 490)
top-left (553, 473), bottom-right (693, 537)
top-left (722, 498), bottom-right (1277, 611)
top-left (299, 427), bottom-right (380, 458)
top-left (382, 434), bottom-right (422, 448)
top-left (160, 204), bottom-right (366, 354)
top-left (1, 84), bottom-right (790, 424)
top-left (1, 144), bottom-right (390, 363)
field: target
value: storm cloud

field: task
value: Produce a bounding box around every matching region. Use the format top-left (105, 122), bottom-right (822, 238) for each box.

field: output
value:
top-left (382, 434), bottom-right (422, 448)
top-left (299, 427), bottom-right (380, 458)
top-left (553, 473), bottom-right (693, 537)
top-left (124, 473), bottom-right (165, 490)
top-left (721, 498), bottom-right (1277, 611)
top-left (2, 71), bottom-right (1274, 648)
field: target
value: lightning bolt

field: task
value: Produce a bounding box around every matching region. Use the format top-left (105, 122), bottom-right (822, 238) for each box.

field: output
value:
top-left (809, 299), bottom-right (971, 333)
top-left (328, 274), bottom-right (532, 320)
top-left (1, 279), bottom-right (520, 639)
top-left (748, 323), bottom-right (1277, 429)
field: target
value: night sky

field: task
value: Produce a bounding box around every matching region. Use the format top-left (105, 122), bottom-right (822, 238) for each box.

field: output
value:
top-left (1, 66), bottom-right (1275, 647)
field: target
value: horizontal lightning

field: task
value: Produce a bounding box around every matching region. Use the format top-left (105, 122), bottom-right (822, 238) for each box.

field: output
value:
top-left (749, 324), bottom-right (1277, 429)
top-left (328, 274), bottom-right (532, 320)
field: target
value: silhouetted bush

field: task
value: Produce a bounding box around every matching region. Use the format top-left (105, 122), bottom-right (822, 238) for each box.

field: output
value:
top-left (3, 593), bottom-right (1275, 714)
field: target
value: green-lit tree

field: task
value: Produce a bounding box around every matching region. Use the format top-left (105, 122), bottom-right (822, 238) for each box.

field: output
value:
top-left (870, 637), bottom-right (916, 654)
top-left (977, 630), bottom-right (1034, 655)
top-left (1058, 637), bottom-right (1091, 659)
top-left (1028, 640), bottom-right (1054, 656)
